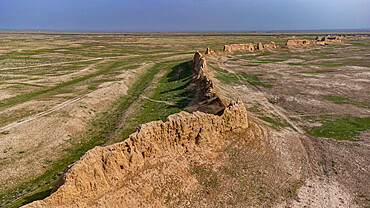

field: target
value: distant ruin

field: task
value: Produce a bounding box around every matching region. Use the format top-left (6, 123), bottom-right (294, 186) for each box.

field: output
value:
top-left (285, 39), bottom-right (318, 47)
top-left (223, 43), bottom-right (254, 52)
top-left (256, 42), bottom-right (263, 51)
top-left (263, 41), bottom-right (277, 50)
top-left (285, 36), bottom-right (344, 48)
top-left (204, 35), bottom-right (348, 55)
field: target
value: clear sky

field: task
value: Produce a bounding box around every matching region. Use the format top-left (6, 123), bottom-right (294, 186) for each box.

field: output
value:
top-left (0, 0), bottom-right (369, 31)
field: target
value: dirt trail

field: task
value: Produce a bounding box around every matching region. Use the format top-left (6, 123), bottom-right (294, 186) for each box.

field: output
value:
top-left (107, 67), bottom-right (168, 142)
top-left (216, 61), bottom-right (305, 134)
top-left (0, 53), bottom-right (152, 72)
top-left (27, 59), bottom-right (104, 86)
top-left (255, 90), bottom-right (305, 134)
top-left (141, 96), bottom-right (175, 106)
top-left (1, 53), bottom-right (188, 132)
top-left (0, 63), bottom-right (150, 132)
top-left (0, 97), bottom-right (82, 131)
top-left (0, 58), bottom-right (104, 71)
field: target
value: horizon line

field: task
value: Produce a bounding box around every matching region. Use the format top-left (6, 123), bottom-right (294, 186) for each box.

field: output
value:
top-left (0, 28), bottom-right (369, 33)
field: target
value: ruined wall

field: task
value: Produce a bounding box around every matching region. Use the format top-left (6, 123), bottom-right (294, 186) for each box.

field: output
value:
top-left (191, 51), bottom-right (228, 114)
top-left (23, 52), bottom-right (247, 208)
top-left (204, 35), bottom-right (349, 57)
top-left (285, 39), bottom-right (318, 47)
top-left (256, 42), bottom-right (263, 50)
top-left (256, 41), bottom-right (276, 51)
top-left (205, 35), bottom-right (348, 54)
top-left (223, 43), bottom-right (254, 52)
top-left (25, 103), bottom-right (248, 208)
top-left (321, 36), bottom-right (342, 43)
top-left (205, 38), bottom-right (331, 54)
top-left (286, 36), bottom-right (344, 48)
top-left (263, 41), bottom-right (277, 50)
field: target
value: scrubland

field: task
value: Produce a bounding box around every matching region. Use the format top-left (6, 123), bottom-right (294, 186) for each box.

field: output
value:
top-left (0, 32), bottom-right (369, 207)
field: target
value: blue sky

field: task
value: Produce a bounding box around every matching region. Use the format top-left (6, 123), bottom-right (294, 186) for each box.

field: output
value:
top-left (0, 0), bottom-right (369, 31)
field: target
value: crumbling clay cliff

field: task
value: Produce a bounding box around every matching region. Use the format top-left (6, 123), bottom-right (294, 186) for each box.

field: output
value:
top-left (23, 51), bottom-right (249, 208)
top-left (190, 51), bottom-right (228, 114)
top-left (24, 100), bottom-right (248, 208)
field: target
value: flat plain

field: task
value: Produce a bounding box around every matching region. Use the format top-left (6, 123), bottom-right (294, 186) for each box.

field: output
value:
top-left (0, 32), bottom-right (369, 207)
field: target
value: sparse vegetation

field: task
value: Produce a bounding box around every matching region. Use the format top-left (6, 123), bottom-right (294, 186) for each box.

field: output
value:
top-left (311, 52), bottom-right (337, 56)
top-left (306, 115), bottom-right (370, 140)
top-left (209, 64), bottom-right (241, 85)
top-left (3, 59), bottom-right (195, 207)
top-left (298, 70), bottom-right (335, 73)
top-left (190, 164), bottom-right (219, 190)
top-left (317, 61), bottom-right (345, 67)
top-left (2, 32), bottom-right (369, 208)
top-left (323, 95), bottom-right (370, 109)
top-left (0, 131), bottom-right (9, 135)
top-left (121, 60), bottom-right (195, 137)
top-left (237, 72), bottom-right (273, 88)
top-left (0, 61), bottom-right (121, 108)
top-left (259, 115), bottom-right (286, 130)
top-left (252, 59), bottom-right (284, 63)
top-left (287, 62), bottom-right (305, 65)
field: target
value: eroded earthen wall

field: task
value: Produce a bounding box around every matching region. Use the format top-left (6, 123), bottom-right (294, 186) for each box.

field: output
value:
top-left (23, 52), bottom-right (248, 208)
